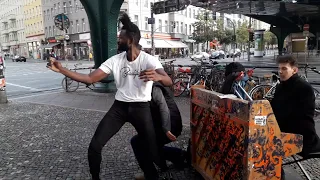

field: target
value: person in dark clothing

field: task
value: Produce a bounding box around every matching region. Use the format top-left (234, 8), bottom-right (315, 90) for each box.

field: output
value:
top-left (220, 62), bottom-right (245, 94)
top-left (131, 82), bottom-right (185, 180)
top-left (270, 55), bottom-right (320, 179)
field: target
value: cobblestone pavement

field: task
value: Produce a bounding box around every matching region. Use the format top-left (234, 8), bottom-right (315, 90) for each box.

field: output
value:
top-left (0, 102), bottom-right (203, 180)
top-left (1, 100), bottom-right (320, 179)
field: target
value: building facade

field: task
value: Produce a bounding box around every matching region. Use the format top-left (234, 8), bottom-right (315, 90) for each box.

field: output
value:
top-left (0, 0), bottom-right (26, 56)
top-left (24, 0), bottom-right (45, 59)
top-left (42, 0), bottom-right (90, 60)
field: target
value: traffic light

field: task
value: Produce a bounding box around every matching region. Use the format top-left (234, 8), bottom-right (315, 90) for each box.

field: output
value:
top-left (249, 32), bottom-right (254, 42)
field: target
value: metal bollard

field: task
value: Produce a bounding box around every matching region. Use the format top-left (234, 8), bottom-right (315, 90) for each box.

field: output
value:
top-left (0, 64), bottom-right (8, 103)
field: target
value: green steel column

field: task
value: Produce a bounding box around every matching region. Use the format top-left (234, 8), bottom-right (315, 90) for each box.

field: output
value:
top-left (80, 0), bottom-right (124, 92)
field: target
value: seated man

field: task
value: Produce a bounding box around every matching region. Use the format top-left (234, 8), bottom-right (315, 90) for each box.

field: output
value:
top-left (270, 55), bottom-right (320, 179)
top-left (131, 82), bottom-right (186, 180)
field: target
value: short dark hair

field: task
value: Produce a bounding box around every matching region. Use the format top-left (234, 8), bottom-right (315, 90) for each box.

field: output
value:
top-left (276, 55), bottom-right (298, 67)
top-left (119, 13), bottom-right (141, 45)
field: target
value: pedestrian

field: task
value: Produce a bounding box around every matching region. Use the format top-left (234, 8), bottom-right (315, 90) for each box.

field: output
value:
top-left (47, 13), bottom-right (172, 180)
top-left (270, 55), bottom-right (320, 179)
top-left (89, 52), bottom-right (93, 61)
top-left (132, 82), bottom-right (186, 180)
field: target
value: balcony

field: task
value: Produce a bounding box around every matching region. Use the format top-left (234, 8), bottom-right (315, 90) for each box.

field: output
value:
top-left (2, 28), bottom-right (8, 34)
top-left (1, 18), bottom-right (8, 24)
top-left (9, 40), bottom-right (18, 46)
top-left (8, 27), bottom-right (17, 33)
top-left (8, 14), bottom-right (16, 21)
top-left (1, 42), bottom-right (9, 47)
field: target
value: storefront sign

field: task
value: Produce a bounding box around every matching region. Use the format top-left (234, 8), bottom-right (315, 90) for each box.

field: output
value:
top-left (79, 33), bottom-right (91, 40)
top-left (55, 35), bottom-right (65, 41)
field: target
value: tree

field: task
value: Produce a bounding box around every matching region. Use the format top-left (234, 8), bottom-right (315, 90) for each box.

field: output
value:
top-left (236, 20), bottom-right (249, 50)
top-left (264, 31), bottom-right (277, 48)
top-left (192, 10), bottom-right (215, 44)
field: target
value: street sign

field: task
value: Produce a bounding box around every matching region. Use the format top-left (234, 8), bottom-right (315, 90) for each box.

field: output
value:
top-left (54, 14), bottom-right (70, 30)
top-left (303, 24), bottom-right (310, 31)
top-left (148, 18), bottom-right (155, 24)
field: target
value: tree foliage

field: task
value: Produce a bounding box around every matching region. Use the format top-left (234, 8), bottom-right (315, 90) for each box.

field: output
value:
top-left (192, 10), bottom-right (215, 44)
top-left (264, 31), bottom-right (277, 45)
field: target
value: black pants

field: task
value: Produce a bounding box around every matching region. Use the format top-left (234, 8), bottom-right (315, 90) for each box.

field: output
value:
top-left (87, 100), bottom-right (163, 180)
top-left (131, 134), bottom-right (185, 180)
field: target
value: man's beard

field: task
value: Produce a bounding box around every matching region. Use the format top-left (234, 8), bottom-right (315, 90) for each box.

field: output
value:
top-left (118, 43), bottom-right (129, 52)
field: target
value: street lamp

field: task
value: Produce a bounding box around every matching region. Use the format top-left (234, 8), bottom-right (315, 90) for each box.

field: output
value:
top-left (224, 17), bottom-right (236, 62)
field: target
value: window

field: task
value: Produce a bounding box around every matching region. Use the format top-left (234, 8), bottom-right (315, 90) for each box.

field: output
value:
top-left (53, 26), bottom-right (56, 35)
top-left (63, 2), bottom-right (67, 13)
top-left (135, 0), bottom-right (138, 5)
top-left (165, 20), bottom-right (168, 32)
top-left (170, 21), bottom-right (174, 33)
top-left (82, 18), bottom-right (85, 32)
top-left (189, 9), bottom-right (191, 18)
top-left (176, 22), bottom-right (179, 33)
top-left (185, 24), bottom-right (187, 34)
top-left (180, 22), bottom-right (183, 33)
top-left (76, 20), bottom-right (79, 32)
top-left (134, 15), bottom-right (139, 26)
top-left (47, 9), bottom-right (50, 20)
top-left (54, 4), bottom-right (56, 14)
top-left (58, 3), bottom-right (60, 13)
top-left (193, 9), bottom-right (195, 18)
top-left (70, 21), bottom-right (73, 33)
top-left (75, 0), bottom-right (78, 12)
top-left (144, 0), bottom-right (148, 8)
top-left (189, 25), bottom-right (191, 35)
top-left (51, 8), bottom-right (53, 18)
top-left (145, 17), bottom-right (148, 31)
top-left (69, 1), bottom-right (72, 13)
top-left (158, 19), bottom-right (162, 32)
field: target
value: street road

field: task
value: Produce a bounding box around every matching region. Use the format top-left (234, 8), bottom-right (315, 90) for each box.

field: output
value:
top-left (4, 59), bottom-right (94, 98)
top-left (3, 54), bottom-right (320, 99)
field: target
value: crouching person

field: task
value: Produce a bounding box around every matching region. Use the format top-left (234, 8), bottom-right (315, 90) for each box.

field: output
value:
top-left (131, 82), bottom-right (186, 180)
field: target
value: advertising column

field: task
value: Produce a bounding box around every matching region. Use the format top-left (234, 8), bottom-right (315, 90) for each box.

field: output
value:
top-left (254, 30), bottom-right (265, 57)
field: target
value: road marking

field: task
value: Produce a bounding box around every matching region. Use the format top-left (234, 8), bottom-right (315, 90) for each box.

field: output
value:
top-left (8, 90), bottom-right (64, 100)
top-left (6, 82), bottom-right (40, 91)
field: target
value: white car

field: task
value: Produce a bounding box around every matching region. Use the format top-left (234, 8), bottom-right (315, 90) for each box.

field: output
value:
top-left (191, 52), bottom-right (210, 60)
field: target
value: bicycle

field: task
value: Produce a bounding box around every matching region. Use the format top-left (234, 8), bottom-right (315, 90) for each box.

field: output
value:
top-left (61, 63), bottom-right (95, 92)
top-left (172, 60), bottom-right (209, 97)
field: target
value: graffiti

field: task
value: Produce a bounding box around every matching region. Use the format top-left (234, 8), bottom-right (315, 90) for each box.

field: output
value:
top-left (190, 88), bottom-right (303, 180)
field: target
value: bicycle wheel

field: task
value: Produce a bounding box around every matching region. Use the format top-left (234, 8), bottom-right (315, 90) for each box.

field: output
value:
top-left (314, 88), bottom-right (320, 115)
top-left (249, 84), bottom-right (273, 100)
top-left (61, 77), bottom-right (79, 92)
top-left (173, 78), bottom-right (186, 97)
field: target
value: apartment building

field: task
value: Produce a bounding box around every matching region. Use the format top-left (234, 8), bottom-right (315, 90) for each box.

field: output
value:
top-left (0, 0), bottom-right (26, 56)
top-left (42, 0), bottom-right (89, 60)
top-left (24, 0), bottom-right (45, 59)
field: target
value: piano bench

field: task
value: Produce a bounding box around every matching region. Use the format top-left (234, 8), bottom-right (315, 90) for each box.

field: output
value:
top-left (283, 152), bottom-right (320, 180)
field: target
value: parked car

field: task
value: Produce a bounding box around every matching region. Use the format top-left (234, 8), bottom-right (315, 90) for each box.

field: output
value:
top-left (249, 48), bottom-right (266, 56)
top-left (191, 52), bottom-right (210, 60)
top-left (12, 55), bottom-right (27, 62)
top-left (226, 49), bottom-right (241, 58)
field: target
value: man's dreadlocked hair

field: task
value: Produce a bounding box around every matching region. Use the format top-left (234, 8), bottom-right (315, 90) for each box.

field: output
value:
top-left (119, 13), bottom-right (141, 45)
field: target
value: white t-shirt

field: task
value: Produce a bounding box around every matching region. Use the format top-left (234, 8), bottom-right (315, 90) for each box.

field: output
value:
top-left (99, 51), bottom-right (163, 102)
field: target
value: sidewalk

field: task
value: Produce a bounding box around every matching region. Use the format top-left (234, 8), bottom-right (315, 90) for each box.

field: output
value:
top-left (2, 90), bottom-right (317, 179)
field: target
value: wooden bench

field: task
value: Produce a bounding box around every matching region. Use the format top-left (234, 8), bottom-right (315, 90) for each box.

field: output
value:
top-left (190, 87), bottom-right (303, 180)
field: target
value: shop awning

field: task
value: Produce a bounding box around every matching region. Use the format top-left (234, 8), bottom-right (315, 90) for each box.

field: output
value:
top-left (166, 40), bottom-right (188, 48)
top-left (139, 38), bottom-right (151, 49)
top-left (154, 39), bottom-right (173, 48)
top-left (42, 43), bottom-right (60, 49)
